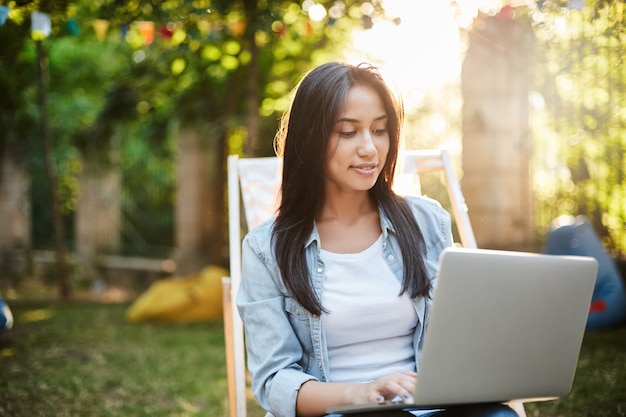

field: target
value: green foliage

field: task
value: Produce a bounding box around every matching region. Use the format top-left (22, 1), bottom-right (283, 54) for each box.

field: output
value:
top-left (0, 11), bottom-right (31, 115)
top-left (49, 36), bottom-right (132, 158)
top-left (532, 0), bottom-right (626, 253)
top-left (76, 0), bottom-right (382, 134)
top-left (0, 0), bottom-right (413, 257)
top-left (29, 141), bottom-right (77, 250)
top-left (119, 121), bottom-right (176, 258)
top-left (59, 0), bottom-right (373, 179)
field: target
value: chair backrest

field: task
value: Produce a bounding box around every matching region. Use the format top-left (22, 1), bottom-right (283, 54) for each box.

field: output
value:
top-left (221, 151), bottom-right (528, 417)
top-left (237, 157), bottom-right (283, 231)
top-left (223, 155), bottom-right (282, 417)
top-left (395, 149), bottom-right (477, 249)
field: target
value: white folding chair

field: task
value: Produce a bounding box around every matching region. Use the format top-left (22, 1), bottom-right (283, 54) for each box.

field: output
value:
top-left (395, 149), bottom-right (477, 249)
top-left (222, 155), bottom-right (282, 417)
top-left (222, 151), bottom-right (526, 417)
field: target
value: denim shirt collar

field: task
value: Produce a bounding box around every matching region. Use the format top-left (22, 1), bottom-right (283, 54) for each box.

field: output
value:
top-left (304, 223), bottom-right (320, 249)
top-left (378, 205), bottom-right (395, 242)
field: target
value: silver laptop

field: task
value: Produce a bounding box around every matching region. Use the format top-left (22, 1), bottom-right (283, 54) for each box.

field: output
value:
top-left (327, 247), bottom-right (598, 415)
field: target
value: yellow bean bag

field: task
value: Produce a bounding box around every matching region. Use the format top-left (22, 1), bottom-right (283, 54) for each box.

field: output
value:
top-left (126, 265), bottom-right (228, 323)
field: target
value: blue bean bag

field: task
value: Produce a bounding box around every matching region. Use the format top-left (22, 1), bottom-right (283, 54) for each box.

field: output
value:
top-left (543, 216), bottom-right (626, 330)
top-left (0, 297), bottom-right (13, 331)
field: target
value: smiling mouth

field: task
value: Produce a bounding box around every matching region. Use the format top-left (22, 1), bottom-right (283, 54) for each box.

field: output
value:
top-left (352, 165), bottom-right (377, 173)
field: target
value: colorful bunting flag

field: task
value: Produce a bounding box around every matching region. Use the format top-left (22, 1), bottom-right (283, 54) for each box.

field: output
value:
top-left (120, 23), bottom-right (130, 38)
top-left (92, 18), bottom-right (110, 41)
top-left (0, 5), bottom-right (9, 26)
top-left (31, 11), bottom-right (51, 38)
top-left (138, 21), bottom-right (155, 45)
top-left (159, 23), bottom-right (174, 40)
top-left (66, 18), bottom-right (80, 36)
top-left (569, 0), bottom-right (586, 10)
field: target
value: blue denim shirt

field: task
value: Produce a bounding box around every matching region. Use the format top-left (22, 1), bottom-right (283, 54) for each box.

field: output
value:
top-left (237, 195), bottom-right (453, 417)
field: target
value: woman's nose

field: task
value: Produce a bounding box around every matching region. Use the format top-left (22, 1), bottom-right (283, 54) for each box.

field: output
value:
top-left (358, 131), bottom-right (376, 155)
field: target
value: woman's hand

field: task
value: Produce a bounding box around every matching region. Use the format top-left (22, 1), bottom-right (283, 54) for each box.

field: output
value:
top-left (351, 371), bottom-right (417, 404)
top-left (296, 371), bottom-right (417, 416)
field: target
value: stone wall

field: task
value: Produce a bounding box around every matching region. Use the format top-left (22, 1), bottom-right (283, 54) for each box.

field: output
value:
top-left (0, 141), bottom-right (30, 280)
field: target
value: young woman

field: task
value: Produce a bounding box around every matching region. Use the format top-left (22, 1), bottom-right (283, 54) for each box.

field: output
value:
top-left (236, 62), bottom-right (517, 417)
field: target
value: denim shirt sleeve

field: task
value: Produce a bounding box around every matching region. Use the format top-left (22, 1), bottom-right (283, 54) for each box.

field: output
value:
top-left (236, 221), bottom-right (319, 417)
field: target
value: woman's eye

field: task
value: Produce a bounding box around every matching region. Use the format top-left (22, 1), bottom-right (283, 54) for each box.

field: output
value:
top-left (372, 128), bottom-right (388, 135)
top-left (339, 131), bottom-right (357, 137)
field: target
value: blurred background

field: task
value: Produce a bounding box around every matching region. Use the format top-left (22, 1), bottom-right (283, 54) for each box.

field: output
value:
top-left (0, 0), bottom-right (625, 300)
top-left (1, 2), bottom-right (626, 416)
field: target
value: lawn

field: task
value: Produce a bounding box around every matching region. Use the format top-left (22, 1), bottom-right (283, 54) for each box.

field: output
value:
top-left (0, 300), bottom-right (265, 417)
top-left (0, 299), bottom-right (625, 417)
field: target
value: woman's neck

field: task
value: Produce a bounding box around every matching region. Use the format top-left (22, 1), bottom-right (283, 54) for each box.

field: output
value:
top-left (317, 191), bottom-right (381, 254)
top-left (319, 191), bottom-right (375, 223)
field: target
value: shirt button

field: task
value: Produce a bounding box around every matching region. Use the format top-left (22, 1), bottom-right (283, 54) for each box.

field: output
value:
top-left (317, 267), bottom-right (323, 273)
top-left (388, 255), bottom-right (395, 261)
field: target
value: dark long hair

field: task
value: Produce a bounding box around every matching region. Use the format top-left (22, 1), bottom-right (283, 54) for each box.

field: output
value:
top-left (273, 62), bottom-right (429, 315)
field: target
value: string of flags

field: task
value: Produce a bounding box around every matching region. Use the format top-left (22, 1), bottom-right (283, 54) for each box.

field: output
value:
top-left (0, 5), bottom-right (337, 44)
top-left (0, 7), bottom-right (204, 46)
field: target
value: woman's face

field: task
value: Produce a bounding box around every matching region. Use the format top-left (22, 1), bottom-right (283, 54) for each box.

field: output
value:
top-left (325, 85), bottom-right (390, 194)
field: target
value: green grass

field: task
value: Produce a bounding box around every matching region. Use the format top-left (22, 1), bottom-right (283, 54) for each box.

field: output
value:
top-left (524, 325), bottom-right (626, 417)
top-left (0, 301), bottom-right (265, 417)
top-left (0, 300), bottom-right (625, 417)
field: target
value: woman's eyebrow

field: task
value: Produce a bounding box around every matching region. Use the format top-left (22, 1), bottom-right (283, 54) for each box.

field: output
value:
top-left (335, 114), bottom-right (388, 124)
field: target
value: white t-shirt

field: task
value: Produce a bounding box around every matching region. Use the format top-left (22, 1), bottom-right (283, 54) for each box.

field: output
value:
top-left (320, 234), bottom-right (418, 382)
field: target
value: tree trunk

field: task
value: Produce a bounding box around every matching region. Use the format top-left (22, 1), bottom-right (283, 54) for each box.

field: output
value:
top-left (175, 126), bottom-right (217, 275)
top-left (244, 0), bottom-right (260, 157)
top-left (36, 40), bottom-right (70, 300)
top-left (461, 15), bottom-right (534, 250)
